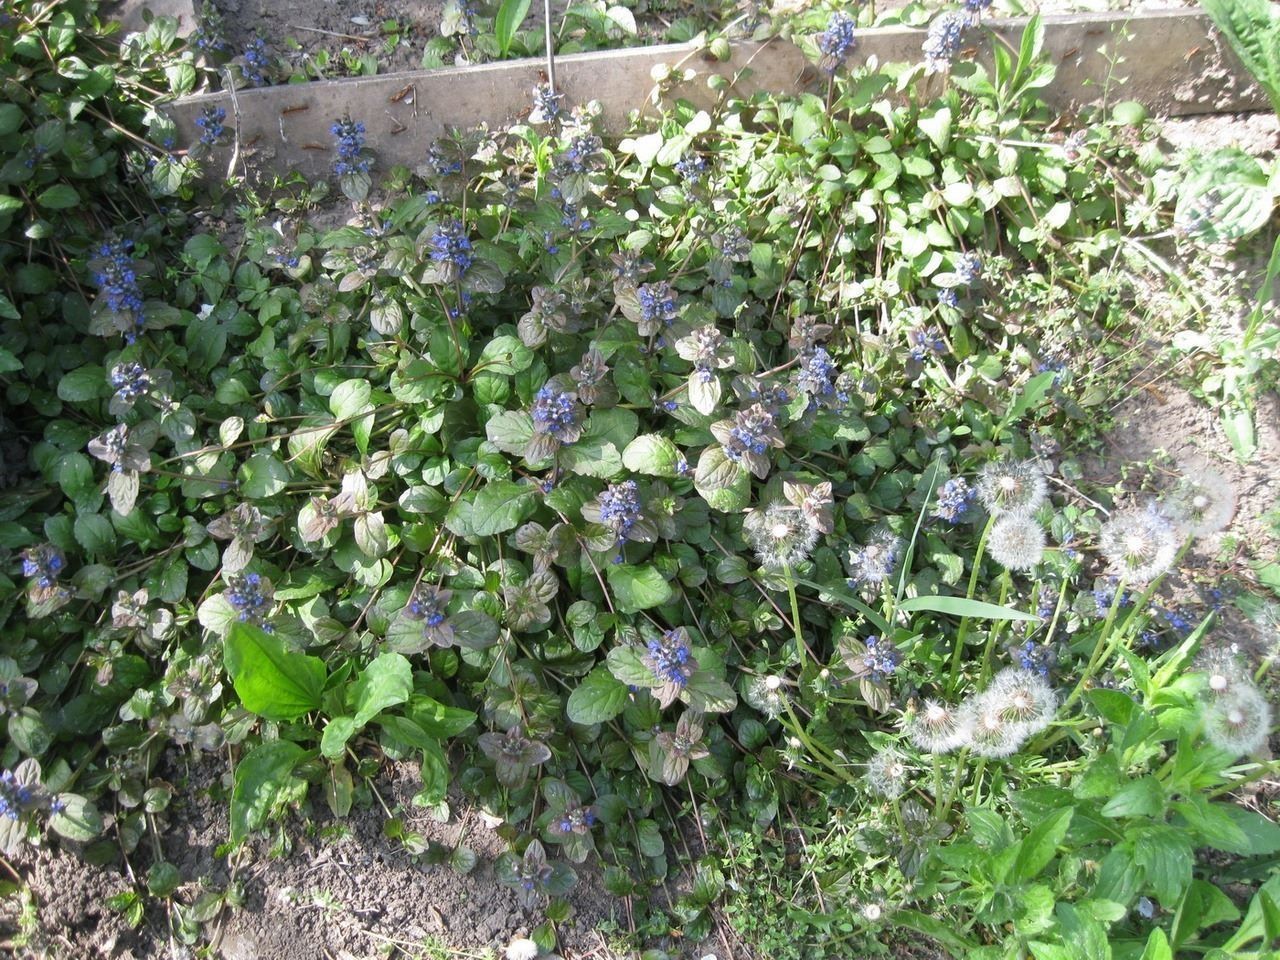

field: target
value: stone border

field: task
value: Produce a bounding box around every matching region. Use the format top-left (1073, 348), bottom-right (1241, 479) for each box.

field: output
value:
top-left (162, 10), bottom-right (1264, 180)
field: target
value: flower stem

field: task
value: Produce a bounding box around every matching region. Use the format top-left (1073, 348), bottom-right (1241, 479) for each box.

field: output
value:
top-left (1062, 577), bottom-right (1130, 713)
top-left (948, 513), bottom-right (996, 693)
top-left (936, 747), bottom-right (971, 821)
top-left (978, 569), bottom-right (1012, 685)
top-left (782, 561), bottom-right (808, 676)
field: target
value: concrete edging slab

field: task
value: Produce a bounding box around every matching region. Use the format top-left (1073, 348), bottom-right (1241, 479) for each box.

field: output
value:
top-left (162, 10), bottom-right (1265, 181)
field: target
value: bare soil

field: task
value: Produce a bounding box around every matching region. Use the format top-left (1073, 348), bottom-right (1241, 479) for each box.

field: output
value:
top-left (3, 753), bottom-right (626, 960)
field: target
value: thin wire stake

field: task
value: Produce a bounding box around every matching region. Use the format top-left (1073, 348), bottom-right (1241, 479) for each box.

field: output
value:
top-left (544, 0), bottom-right (557, 94)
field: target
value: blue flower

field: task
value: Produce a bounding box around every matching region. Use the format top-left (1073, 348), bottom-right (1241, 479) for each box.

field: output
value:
top-left (530, 83), bottom-right (563, 123)
top-left (862, 635), bottom-right (900, 682)
top-left (637, 281), bottom-right (679, 328)
top-left (908, 326), bottom-right (948, 361)
top-left (816, 12), bottom-right (857, 73)
top-left (1018, 641), bottom-right (1055, 678)
top-left (20, 544), bottom-right (65, 589)
top-left (405, 583), bottom-right (455, 646)
top-left (0, 769), bottom-right (42, 822)
top-left (331, 118), bottom-right (372, 177)
top-left (555, 134), bottom-right (603, 176)
top-left (933, 476), bottom-right (974, 524)
top-left (110, 362), bottom-right (152, 402)
top-left (956, 251), bottom-right (983, 285)
top-left (922, 11), bottom-right (967, 73)
top-left (429, 219), bottom-right (474, 276)
top-left (674, 153), bottom-right (708, 185)
top-left (225, 573), bottom-right (272, 626)
top-left (937, 287), bottom-right (959, 308)
top-left (241, 37), bottom-right (271, 86)
top-left (559, 202), bottom-right (592, 234)
top-left (530, 385), bottom-right (583, 444)
top-left (645, 630), bottom-right (694, 688)
top-left (195, 106), bottom-right (226, 147)
top-left (90, 240), bottom-right (145, 332)
top-left (598, 481), bottom-right (641, 539)
top-left (792, 346), bottom-right (839, 410)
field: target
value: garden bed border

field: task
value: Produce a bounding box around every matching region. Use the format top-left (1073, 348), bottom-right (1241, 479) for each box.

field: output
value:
top-left (161, 9), bottom-right (1266, 180)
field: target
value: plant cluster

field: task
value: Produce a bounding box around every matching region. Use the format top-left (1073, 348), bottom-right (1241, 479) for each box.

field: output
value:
top-left (0, 0), bottom-right (1278, 957)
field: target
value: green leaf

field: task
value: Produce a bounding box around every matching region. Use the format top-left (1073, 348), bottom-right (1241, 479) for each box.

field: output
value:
top-left (475, 335), bottom-right (533, 376)
top-left (224, 622), bottom-right (326, 722)
top-left (993, 371), bottom-right (1056, 439)
top-left (1012, 806), bottom-right (1073, 882)
top-left (239, 454), bottom-right (290, 499)
top-left (1176, 148), bottom-right (1274, 242)
top-left (918, 107), bottom-right (952, 151)
top-left (891, 909), bottom-right (977, 956)
top-left (896, 595), bottom-right (1040, 621)
top-left (57, 365), bottom-right (111, 402)
top-left (0, 104), bottom-right (22, 137)
top-left (693, 446), bottom-right (749, 512)
top-left (790, 93), bottom-right (826, 145)
top-left (605, 646), bottom-right (654, 686)
top-left (230, 740), bottom-right (306, 844)
top-left (36, 184), bottom-right (80, 209)
top-left (1134, 825), bottom-right (1193, 905)
top-left (319, 716), bottom-right (356, 758)
top-left (49, 794), bottom-right (103, 841)
top-left (566, 667), bottom-right (629, 724)
top-left (419, 738), bottom-right (450, 804)
top-left (1101, 776), bottom-right (1164, 818)
top-left (448, 480), bottom-right (536, 537)
top-left (350, 652), bottom-right (413, 728)
top-left (405, 694), bottom-right (476, 738)
top-left (559, 433), bottom-right (623, 479)
top-left (606, 564), bottom-right (673, 614)
top-left (622, 434), bottom-right (681, 476)
top-left (494, 0), bottom-right (532, 56)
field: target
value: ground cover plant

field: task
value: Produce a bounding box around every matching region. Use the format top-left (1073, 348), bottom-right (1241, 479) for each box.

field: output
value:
top-left (1, 0), bottom-right (1278, 957)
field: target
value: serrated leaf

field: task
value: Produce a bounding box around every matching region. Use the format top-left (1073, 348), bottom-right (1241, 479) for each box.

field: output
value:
top-left (566, 667), bottom-right (629, 724)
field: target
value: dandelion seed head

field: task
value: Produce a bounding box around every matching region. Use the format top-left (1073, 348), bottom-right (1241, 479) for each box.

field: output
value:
top-left (744, 501), bottom-right (819, 570)
top-left (1166, 462), bottom-right (1236, 538)
top-left (988, 668), bottom-right (1057, 736)
top-left (977, 460), bottom-right (1047, 517)
top-left (744, 674), bottom-right (789, 719)
top-left (1099, 502), bottom-right (1179, 584)
top-left (866, 748), bottom-right (909, 798)
top-left (905, 699), bottom-right (965, 754)
top-left (1203, 684), bottom-right (1272, 757)
top-left (847, 529), bottom-right (902, 588)
top-left (958, 695), bottom-right (1023, 758)
top-left (987, 514), bottom-right (1046, 572)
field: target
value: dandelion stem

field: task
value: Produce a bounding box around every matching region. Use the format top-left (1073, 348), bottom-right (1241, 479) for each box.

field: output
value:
top-left (782, 561), bottom-right (808, 676)
top-left (936, 747), bottom-right (970, 821)
top-left (949, 513), bottom-right (996, 693)
top-left (968, 757), bottom-right (988, 806)
top-left (978, 569), bottom-right (1012, 685)
top-left (1061, 576), bottom-right (1129, 714)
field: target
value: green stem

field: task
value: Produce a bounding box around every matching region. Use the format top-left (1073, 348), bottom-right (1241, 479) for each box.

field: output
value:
top-left (779, 703), bottom-right (848, 785)
top-left (968, 757), bottom-right (988, 806)
top-left (936, 747), bottom-right (971, 822)
top-left (948, 514), bottom-right (996, 693)
top-left (783, 561), bottom-right (808, 676)
top-left (1207, 758), bottom-right (1280, 799)
top-left (978, 569), bottom-right (1012, 685)
top-left (1061, 577), bottom-right (1129, 714)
